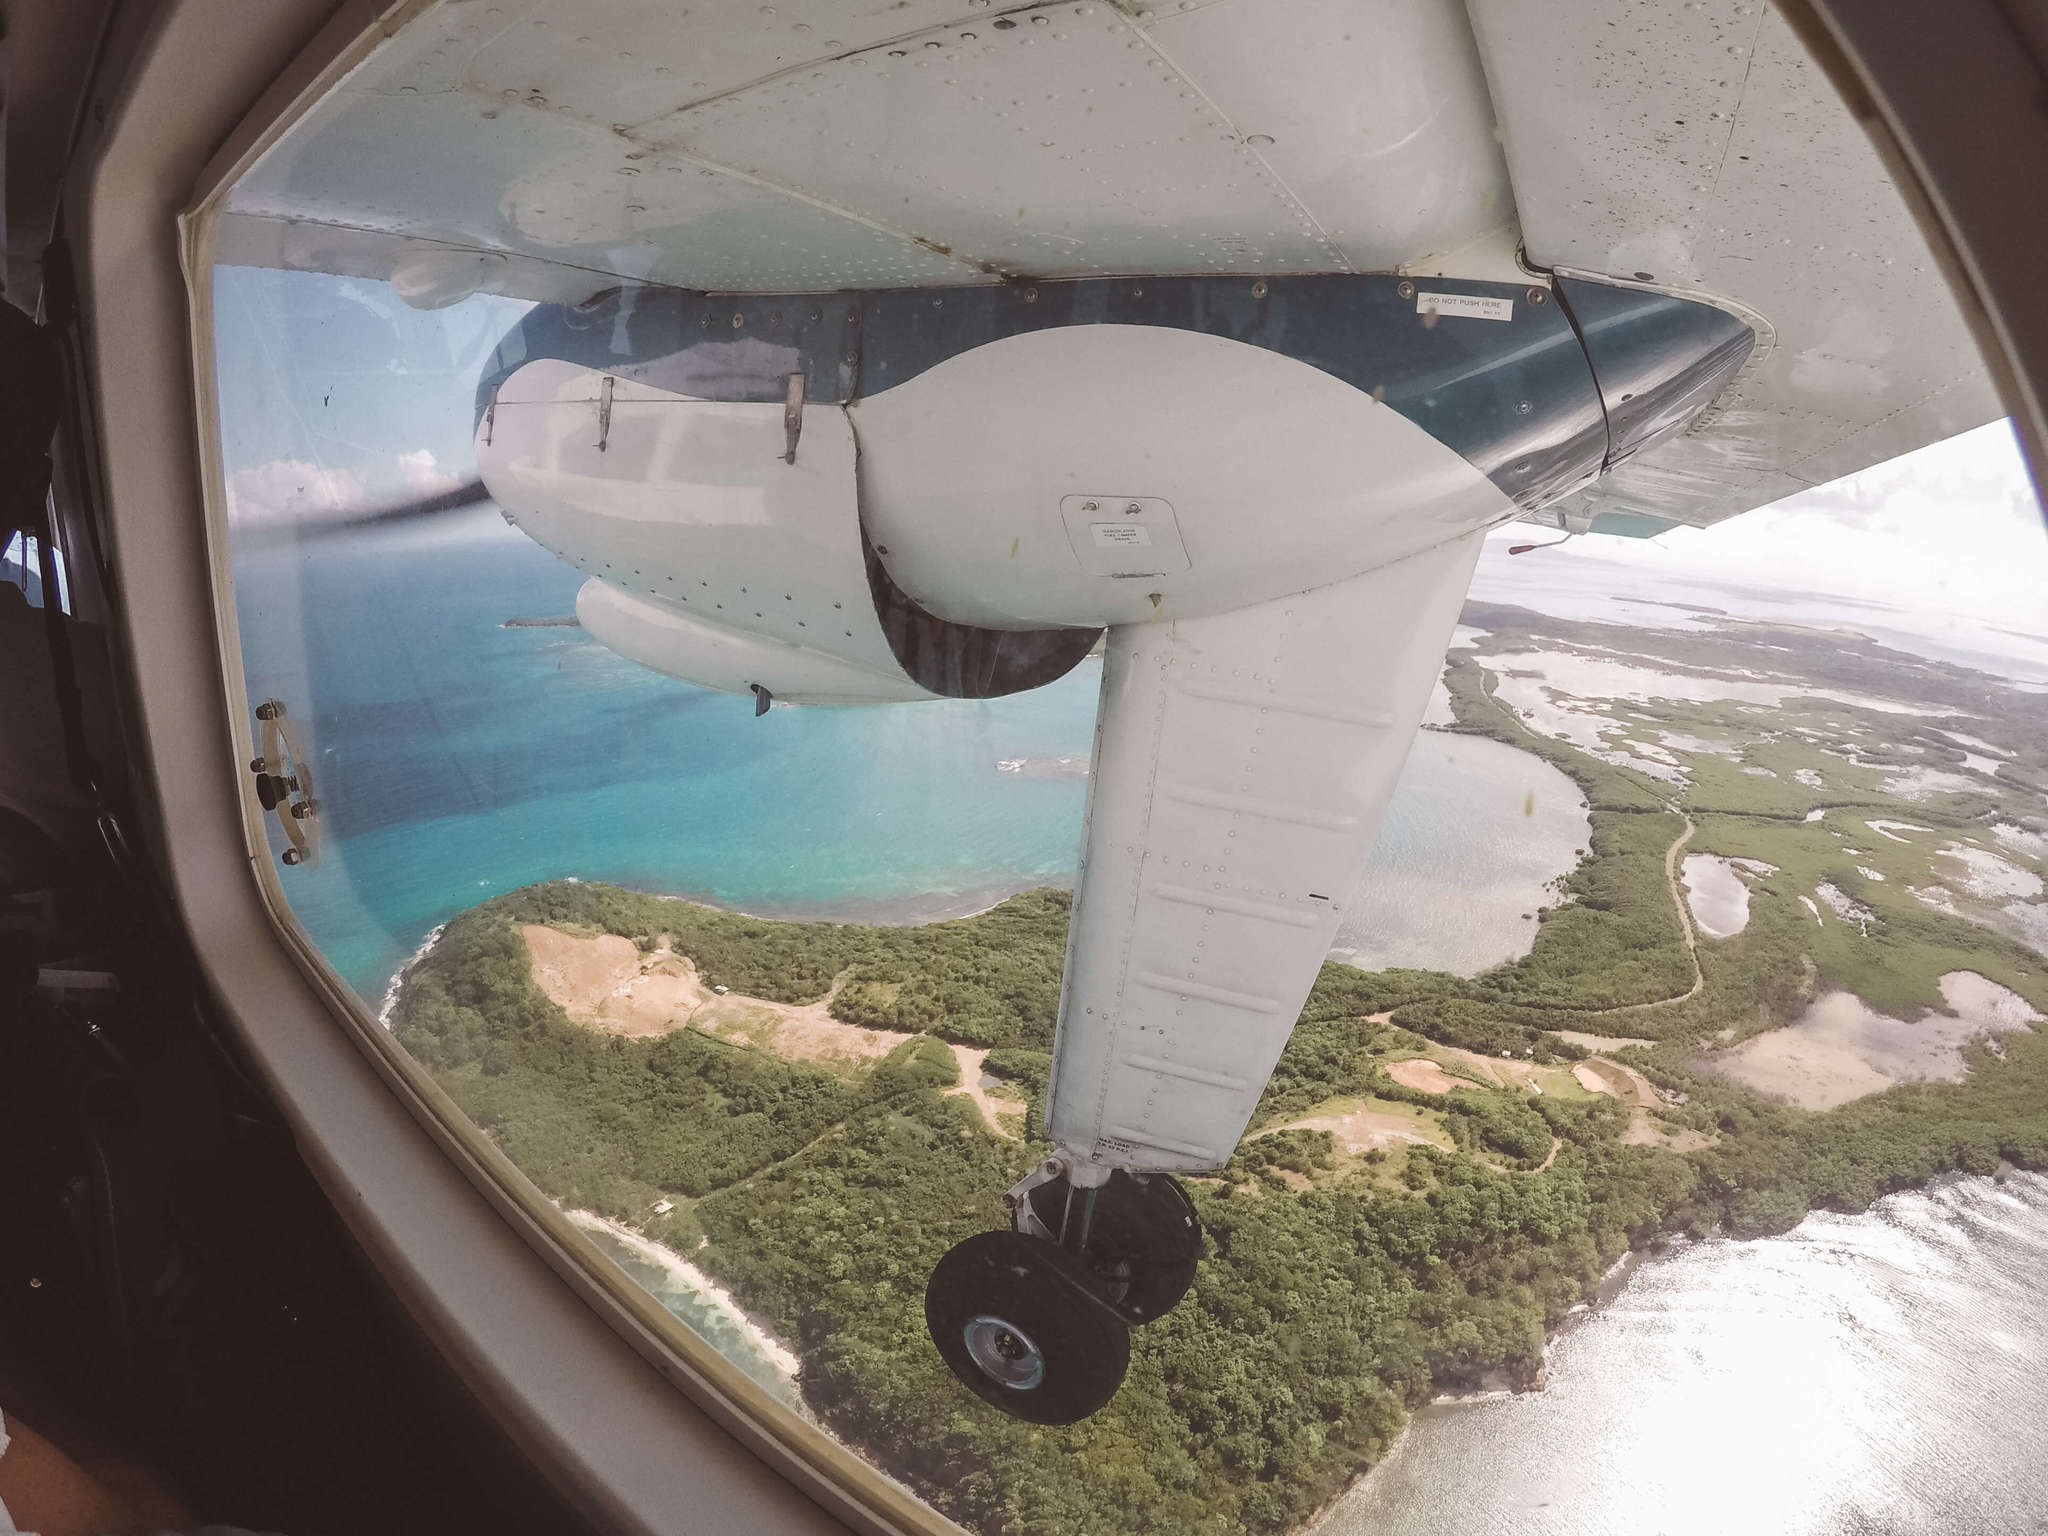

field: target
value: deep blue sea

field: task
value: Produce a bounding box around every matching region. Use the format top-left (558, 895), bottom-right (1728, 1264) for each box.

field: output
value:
top-left (231, 513), bottom-right (1585, 1003)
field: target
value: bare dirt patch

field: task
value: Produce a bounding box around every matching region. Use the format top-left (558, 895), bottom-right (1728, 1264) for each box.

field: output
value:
top-left (946, 1044), bottom-right (1025, 1140)
top-left (1573, 1057), bottom-right (1659, 1108)
top-left (1570, 1054), bottom-right (1711, 1149)
top-left (1260, 1097), bottom-right (1454, 1155)
top-left (1387, 1057), bottom-right (1464, 1094)
top-left (523, 924), bottom-right (911, 1070)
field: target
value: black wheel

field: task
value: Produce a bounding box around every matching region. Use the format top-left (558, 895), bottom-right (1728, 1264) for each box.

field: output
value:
top-left (1026, 1168), bottom-right (1202, 1324)
top-left (925, 1230), bottom-right (1130, 1424)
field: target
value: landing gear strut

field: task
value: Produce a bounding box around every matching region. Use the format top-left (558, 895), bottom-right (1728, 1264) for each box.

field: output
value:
top-left (924, 1160), bottom-right (1202, 1422)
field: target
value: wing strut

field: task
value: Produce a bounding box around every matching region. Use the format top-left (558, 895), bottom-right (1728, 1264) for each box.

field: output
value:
top-left (1043, 529), bottom-right (1485, 1174)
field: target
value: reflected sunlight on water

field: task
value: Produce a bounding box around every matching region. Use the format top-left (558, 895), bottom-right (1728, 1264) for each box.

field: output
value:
top-left (1318, 1172), bottom-right (2048, 1536)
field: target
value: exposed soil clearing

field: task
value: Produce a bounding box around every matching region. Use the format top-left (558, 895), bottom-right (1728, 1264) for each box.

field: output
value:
top-left (523, 924), bottom-right (911, 1069)
top-left (1258, 1098), bottom-right (1455, 1155)
top-left (946, 1044), bottom-right (1025, 1139)
top-left (1572, 1054), bottom-right (1710, 1148)
top-left (1387, 1058), bottom-right (1464, 1094)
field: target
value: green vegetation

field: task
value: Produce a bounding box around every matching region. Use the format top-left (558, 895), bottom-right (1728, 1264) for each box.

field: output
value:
top-left (389, 607), bottom-right (2048, 1536)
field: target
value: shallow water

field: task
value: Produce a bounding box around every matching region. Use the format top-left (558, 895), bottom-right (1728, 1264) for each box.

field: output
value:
top-left (1315, 1172), bottom-right (2048, 1536)
top-left (1332, 733), bottom-right (1587, 975)
top-left (1680, 853), bottom-right (1751, 939)
top-left (1707, 973), bottom-right (2038, 1110)
top-left (235, 519), bottom-right (1587, 999)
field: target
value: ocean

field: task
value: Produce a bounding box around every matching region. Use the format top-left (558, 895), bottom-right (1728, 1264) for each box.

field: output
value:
top-left (231, 513), bottom-right (1585, 1002)
top-left (1316, 1171), bottom-right (2048, 1536)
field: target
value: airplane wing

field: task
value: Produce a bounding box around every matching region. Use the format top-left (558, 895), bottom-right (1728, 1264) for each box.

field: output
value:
top-left (1464, 0), bottom-right (2001, 536)
top-left (209, 0), bottom-right (1998, 535)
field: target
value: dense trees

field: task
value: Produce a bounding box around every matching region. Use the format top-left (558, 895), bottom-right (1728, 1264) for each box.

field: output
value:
top-left (391, 856), bottom-right (2048, 1535)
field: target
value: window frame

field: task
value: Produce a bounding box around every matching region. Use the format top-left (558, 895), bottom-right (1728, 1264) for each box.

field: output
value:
top-left (65, 0), bottom-right (2048, 1532)
top-left (74, 1), bottom-right (959, 1531)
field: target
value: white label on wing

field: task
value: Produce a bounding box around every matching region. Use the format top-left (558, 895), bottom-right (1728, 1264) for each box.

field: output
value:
top-left (1416, 291), bottom-right (1514, 322)
top-left (1091, 523), bottom-right (1154, 547)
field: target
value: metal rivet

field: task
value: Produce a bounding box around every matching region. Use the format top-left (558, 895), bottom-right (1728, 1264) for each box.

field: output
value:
top-left (1397, 280), bottom-right (1415, 299)
top-left (1250, 279), bottom-right (1268, 298)
top-left (843, 349), bottom-right (859, 364)
top-left (1527, 286), bottom-right (1548, 305)
top-left (732, 313), bottom-right (745, 328)
top-left (1022, 286), bottom-right (1039, 302)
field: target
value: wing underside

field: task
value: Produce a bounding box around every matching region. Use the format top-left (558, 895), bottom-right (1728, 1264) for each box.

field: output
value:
top-left (217, 0), bottom-right (1998, 537)
top-left (1464, 0), bottom-right (1999, 534)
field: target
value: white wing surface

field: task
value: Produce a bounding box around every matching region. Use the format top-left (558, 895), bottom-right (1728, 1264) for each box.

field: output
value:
top-left (1466, 0), bottom-right (2001, 534)
top-left (1043, 530), bottom-right (1484, 1174)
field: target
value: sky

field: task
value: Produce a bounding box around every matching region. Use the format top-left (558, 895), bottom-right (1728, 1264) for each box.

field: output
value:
top-left (1487, 420), bottom-right (2048, 638)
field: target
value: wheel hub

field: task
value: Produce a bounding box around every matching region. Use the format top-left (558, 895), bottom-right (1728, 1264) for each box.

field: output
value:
top-left (962, 1314), bottom-right (1045, 1391)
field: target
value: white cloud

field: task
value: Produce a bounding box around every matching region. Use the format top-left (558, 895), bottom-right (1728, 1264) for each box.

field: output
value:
top-left (224, 449), bottom-right (467, 528)
top-left (224, 458), bottom-right (365, 527)
top-left (1493, 421), bottom-right (2048, 633)
top-left (398, 448), bottom-right (463, 497)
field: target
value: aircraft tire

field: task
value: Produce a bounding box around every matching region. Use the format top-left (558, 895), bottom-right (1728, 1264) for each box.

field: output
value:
top-left (925, 1229), bottom-right (1130, 1424)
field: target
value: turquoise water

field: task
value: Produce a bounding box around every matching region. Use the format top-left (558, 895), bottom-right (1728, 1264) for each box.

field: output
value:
top-left (232, 514), bottom-right (1583, 1003)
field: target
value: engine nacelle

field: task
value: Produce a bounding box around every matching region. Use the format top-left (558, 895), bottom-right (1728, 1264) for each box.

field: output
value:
top-left (474, 274), bottom-right (1752, 704)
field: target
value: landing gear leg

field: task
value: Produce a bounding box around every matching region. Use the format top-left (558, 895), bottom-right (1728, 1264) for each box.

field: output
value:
top-left (924, 1157), bottom-right (1203, 1421)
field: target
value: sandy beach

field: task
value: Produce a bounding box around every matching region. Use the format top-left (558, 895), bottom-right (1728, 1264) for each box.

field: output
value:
top-left (565, 1208), bottom-right (802, 1380)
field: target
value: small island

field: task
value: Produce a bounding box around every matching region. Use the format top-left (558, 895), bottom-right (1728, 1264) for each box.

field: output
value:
top-left (388, 603), bottom-right (2048, 1536)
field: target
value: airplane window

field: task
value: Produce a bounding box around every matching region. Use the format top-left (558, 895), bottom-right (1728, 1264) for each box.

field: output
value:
top-left (194, 3), bottom-right (2048, 1532)
top-left (3, 529), bottom-right (69, 613)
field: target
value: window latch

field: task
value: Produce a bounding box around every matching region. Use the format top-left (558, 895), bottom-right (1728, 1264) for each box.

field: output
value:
top-left (249, 698), bottom-right (320, 868)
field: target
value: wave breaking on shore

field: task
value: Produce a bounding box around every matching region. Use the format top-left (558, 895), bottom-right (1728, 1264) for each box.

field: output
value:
top-left (565, 1209), bottom-right (802, 1381)
top-left (378, 922), bottom-right (447, 1029)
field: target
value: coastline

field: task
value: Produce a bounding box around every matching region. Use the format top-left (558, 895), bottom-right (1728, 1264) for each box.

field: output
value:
top-left (1306, 1170), bottom-right (2048, 1533)
top-left (564, 1208), bottom-right (803, 1381)
top-left (619, 876), bottom-right (1067, 930)
top-left (377, 921), bottom-right (446, 1029)
top-left (1293, 1245), bottom-right (1645, 1534)
top-left (372, 878), bottom-right (1058, 1020)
